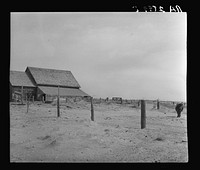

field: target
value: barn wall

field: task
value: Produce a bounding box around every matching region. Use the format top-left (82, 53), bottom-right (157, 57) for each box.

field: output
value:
top-left (36, 87), bottom-right (44, 101)
top-left (46, 95), bottom-right (57, 102)
top-left (11, 86), bottom-right (36, 101)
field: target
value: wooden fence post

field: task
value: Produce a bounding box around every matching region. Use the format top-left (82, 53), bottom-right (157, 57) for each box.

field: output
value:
top-left (26, 94), bottom-right (29, 113)
top-left (21, 86), bottom-right (23, 104)
top-left (57, 86), bottom-right (60, 117)
top-left (141, 100), bottom-right (146, 129)
top-left (91, 97), bottom-right (94, 121)
top-left (157, 99), bottom-right (160, 110)
top-left (25, 93), bottom-right (27, 103)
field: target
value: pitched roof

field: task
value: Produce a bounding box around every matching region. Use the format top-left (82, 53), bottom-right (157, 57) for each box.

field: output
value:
top-left (10, 71), bottom-right (35, 87)
top-left (26, 67), bottom-right (81, 88)
top-left (38, 86), bottom-right (89, 97)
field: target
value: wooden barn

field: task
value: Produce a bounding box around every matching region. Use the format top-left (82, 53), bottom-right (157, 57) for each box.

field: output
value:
top-left (25, 66), bottom-right (89, 102)
top-left (9, 71), bottom-right (36, 101)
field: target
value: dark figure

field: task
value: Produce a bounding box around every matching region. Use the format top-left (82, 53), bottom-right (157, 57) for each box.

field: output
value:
top-left (175, 103), bottom-right (184, 117)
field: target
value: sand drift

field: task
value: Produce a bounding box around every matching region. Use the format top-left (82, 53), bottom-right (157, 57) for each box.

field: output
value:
top-left (10, 100), bottom-right (188, 162)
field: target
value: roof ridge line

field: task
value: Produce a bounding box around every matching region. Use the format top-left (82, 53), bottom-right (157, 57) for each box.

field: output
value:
top-left (27, 66), bottom-right (71, 72)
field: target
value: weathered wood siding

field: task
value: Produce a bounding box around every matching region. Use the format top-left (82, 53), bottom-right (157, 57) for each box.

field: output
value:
top-left (10, 86), bottom-right (36, 101)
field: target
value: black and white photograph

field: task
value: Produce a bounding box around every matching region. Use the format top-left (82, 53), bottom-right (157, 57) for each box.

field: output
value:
top-left (10, 12), bottom-right (187, 162)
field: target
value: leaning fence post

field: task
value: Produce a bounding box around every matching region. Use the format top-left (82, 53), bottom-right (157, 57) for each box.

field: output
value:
top-left (91, 97), bottom-right (94, 121)
top-left (141, 100), bottom-right (146, 129)
top-left (57, 86), bottom-right (60, 117)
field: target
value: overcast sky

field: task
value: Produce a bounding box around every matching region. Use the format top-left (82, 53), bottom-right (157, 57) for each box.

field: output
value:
top-left (10, 12), bottom-right (187, 101)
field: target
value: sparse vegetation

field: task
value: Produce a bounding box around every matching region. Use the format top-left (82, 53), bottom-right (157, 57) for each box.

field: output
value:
top-left (10, 99), bottom-right (187, 162)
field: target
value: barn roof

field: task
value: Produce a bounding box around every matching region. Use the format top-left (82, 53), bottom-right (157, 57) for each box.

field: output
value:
top-left (26, 67), bottom-right (81, 88)
top-left (38, 86), bottom-right (89, 97)
top-left (10, 71), bottom-right (35, 87)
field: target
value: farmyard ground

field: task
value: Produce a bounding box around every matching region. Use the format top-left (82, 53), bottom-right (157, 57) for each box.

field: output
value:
top-left (10, 100), bottom-right (188, 162)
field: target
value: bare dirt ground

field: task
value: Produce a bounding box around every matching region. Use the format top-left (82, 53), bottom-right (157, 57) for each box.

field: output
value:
top-left (10, 100), bottom-right (188, 162)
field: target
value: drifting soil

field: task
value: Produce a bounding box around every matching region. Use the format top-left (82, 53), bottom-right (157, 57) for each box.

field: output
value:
top-left (10, 100), bottom-right (188, 162)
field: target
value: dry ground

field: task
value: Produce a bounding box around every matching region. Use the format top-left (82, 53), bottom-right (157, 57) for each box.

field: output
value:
top-left (10, 100), bottom-right (188, 162)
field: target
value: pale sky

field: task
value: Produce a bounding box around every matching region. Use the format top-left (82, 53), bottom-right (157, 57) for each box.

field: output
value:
top-left (10, 12), bottom-right (187, 102)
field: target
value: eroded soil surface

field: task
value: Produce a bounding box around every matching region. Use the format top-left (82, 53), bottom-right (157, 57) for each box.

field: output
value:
top-left (10, 101), bottom-right (188, 162)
